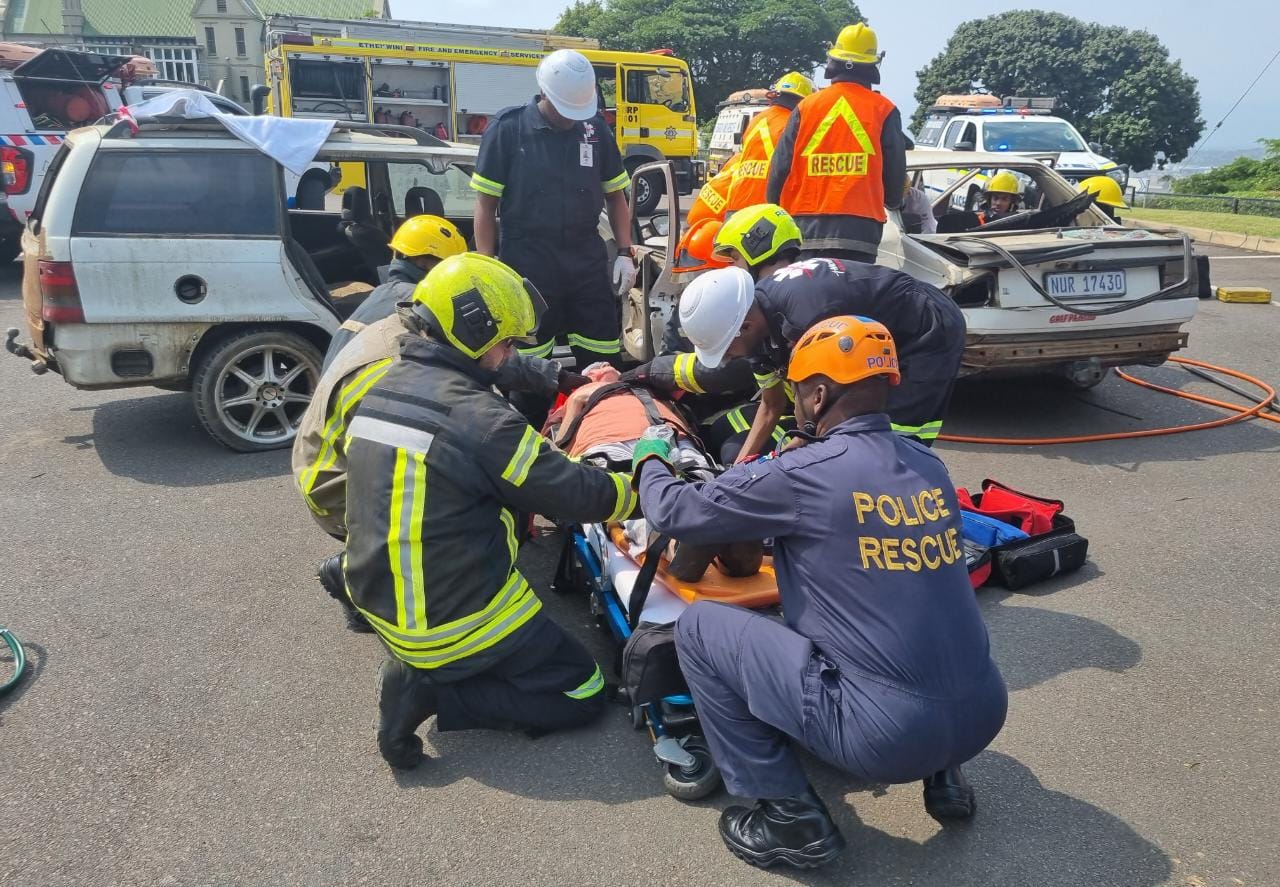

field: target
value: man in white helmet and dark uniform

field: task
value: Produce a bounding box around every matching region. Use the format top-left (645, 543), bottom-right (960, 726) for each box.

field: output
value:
top-left (471, 49), bottom-right (637, 425)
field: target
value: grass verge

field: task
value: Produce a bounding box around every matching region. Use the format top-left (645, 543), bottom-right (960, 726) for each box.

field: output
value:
top-left (1128, 208), bottom-right (1280, 239)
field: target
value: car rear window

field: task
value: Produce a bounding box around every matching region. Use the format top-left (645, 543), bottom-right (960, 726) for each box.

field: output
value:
top-left (29, 143), bottom-right (71, 230)
top-left (72, 150), bottom-right (277, 236)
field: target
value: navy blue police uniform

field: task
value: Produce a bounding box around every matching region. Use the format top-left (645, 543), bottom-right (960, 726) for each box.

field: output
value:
top-left (637, 414), bottom-right (1007, 799)
top-left (471, 98), bottom-right (631, 367)
top-left (752, 258), bottom-right (966, 445)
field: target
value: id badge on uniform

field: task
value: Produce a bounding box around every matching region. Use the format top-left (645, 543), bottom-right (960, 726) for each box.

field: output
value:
top-left (579, 142), bottom-right (594, 167)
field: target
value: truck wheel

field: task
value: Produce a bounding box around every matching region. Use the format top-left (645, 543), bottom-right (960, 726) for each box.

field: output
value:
top-left (192, 329), bottom-right (322, 453)
top-left (632, 169), bottom-right (662, 216)
top-left (0, 238), bottom-right (22, 265)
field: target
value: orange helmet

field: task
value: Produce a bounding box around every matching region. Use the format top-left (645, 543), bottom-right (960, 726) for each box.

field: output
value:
top-left (787, 315), bottom-right (900, 386)
top-left (672, 218), bottom-right (730, 274)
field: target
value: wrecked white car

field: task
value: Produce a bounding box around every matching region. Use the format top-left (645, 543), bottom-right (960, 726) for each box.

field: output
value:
top-left (627, 151), bottom-right (1200, 389)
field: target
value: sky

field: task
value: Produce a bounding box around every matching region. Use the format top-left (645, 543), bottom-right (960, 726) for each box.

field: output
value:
top-left (393, 0), bottom-right (1279, 151)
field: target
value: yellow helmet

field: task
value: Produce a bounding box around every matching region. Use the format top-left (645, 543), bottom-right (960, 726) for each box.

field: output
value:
top-left (769, 71), bottom-right (815, 100)
top-left (713, 203), bottom-right (804, 267)
top-left (1079, 175), bottom-right (1129, 209)
top-left (828, 23), bottom-right (882, 65)
top-left (411, 253), bottom-right (546, 359)
top-left (389, 214), bottom-right (466, 259)
top-left (985, 171), bottom-right (1022, 196)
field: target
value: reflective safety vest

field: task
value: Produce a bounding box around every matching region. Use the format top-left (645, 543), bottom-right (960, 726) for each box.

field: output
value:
top-left (726, 104), bottom-right (790, 213)
top-left (778, 82), bottom-right (895, 222)
top-left (688, 154), bottom-right (739, 226)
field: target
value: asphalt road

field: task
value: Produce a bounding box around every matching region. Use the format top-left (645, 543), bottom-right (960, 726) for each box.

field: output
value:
top-left (1, 248), bottom-right (1278, 887)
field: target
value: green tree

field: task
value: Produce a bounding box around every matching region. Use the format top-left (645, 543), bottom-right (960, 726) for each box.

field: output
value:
top-left (912, 11), bottom-right (1203, 171)
top-left (1173, 139), bottom-right (1280, 194)
top-left (554, 0), bottom-right (862, 120)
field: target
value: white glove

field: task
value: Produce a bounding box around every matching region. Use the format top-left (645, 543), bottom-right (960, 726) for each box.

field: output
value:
top-left (612, 254), bottom-right (638, 296)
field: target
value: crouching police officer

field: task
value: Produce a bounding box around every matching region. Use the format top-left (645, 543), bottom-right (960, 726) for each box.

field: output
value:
top-left (342, 253), bottom-right (637, 769)
top-left (631, 317), bottom-right (1008, 870)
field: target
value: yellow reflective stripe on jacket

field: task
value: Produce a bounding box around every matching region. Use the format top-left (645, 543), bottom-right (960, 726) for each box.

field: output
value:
top-left (891, 419), bottom-right (944, 440)
top-left (754, 369), bottom-right (783, 390)
top-left (672, 353), bottom-right (706, 394)
top-left (607, 471), bottom-right (637, 521)
top-left (470, 173), bottom-right (504, 197)
top-left (365, 572), bottom-right (543, 668)
top-left (501, 426), bottom-right (543, 487)
top-left (603, 170), bottom-right (631, 194)
top-left (299, 358), bottom-right (393, 514)
top-left (564, 664), bottom-right (605, 699)
top-left (566, 332), bottom-right (621, 354)
top-left (725, 407), bottom-right (750, 433)
top-left (387, 448), bottom-right (429, 630)
top-left (499, 507), bottom-right (518, 565)
top-left (517, 340), bottom-right (555, 359)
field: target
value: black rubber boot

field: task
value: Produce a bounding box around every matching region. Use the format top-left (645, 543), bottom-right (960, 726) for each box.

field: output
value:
top-left (718, 785), bottom-right (845, 870)
top-left (316, 553), bottom-right (373, 634)
top-left (376, 658), bottom-right (438, 770)
top-left (923, 766), bottom-right (977, 821)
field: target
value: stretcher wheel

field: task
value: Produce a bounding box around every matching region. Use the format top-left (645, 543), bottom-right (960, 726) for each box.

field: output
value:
top-left (630, 704), bottom-right (646, 730)
top-left (661, 736), bottom-right (721, 801)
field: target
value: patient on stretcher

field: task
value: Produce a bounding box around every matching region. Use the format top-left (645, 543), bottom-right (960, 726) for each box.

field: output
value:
top-left (547, 365), bottom-right (763, 582)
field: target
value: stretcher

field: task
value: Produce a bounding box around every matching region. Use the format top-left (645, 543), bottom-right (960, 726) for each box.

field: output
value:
top-left (545, 377), bottom-right (781, 800)
top-left (553, 518), bottom-right (780, 800)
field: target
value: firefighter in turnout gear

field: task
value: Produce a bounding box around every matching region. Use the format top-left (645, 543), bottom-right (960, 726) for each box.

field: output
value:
top-left (725, 72), bottom-right (814, 214)
top-left (340, 254), bottom-right (637, 769)
top-left (633, 316), bottom-right (1008, 870)
top-left (322, 215), bottom-right (467, 371)
top-left (294, 306), bottom-right (582, 632)
top-left (766, 23), bottom-right (907, 262)
top-left (680, 204), bottom-right (966, 460)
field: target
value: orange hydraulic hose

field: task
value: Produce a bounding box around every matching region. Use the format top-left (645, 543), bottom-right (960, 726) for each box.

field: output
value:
top-left (938, 357), bottom-right (1279, 446)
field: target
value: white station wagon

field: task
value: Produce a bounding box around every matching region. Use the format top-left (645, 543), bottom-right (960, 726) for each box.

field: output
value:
top-left (7, 115), bottom-right (480, 451)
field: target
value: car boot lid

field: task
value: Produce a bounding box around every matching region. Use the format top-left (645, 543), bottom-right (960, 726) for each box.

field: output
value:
top-left (14, 47), bottom-right (133, 84)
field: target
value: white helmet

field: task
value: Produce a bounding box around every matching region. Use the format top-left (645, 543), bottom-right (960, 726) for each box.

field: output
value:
top-left (678, 267), bottom-right (756, 368)
top-left (536, 50), bottom-right (598, 121)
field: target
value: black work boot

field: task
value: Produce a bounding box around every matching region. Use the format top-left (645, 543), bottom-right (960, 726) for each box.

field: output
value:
top-left (376, 658), bottom-right (438, 770)
top-left (718, 785), bottom-right (845, 870)
top-left (316, 553), bottom-right (372, 633)
top-left (923, 766), bottom-right (977, 821)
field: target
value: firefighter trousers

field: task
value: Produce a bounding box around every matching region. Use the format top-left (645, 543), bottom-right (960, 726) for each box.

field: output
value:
top-left (381, 616), bottom-right (608, 736)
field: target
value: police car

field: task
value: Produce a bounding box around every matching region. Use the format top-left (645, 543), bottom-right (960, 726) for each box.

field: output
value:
top-left (914, 95), bottom-right (1128, 211)
top-left (6, 111), bottom-right (480, 451)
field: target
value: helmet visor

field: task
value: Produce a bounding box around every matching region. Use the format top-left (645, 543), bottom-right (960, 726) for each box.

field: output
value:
top-left (518, 277), bottom-right (548, 343)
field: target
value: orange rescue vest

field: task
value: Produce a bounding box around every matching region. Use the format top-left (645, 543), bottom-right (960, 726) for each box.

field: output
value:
top-left (687, 154), bottom-right (739, 226)
top-left (778, 83), bottom-right (896, 223)
top-left (725, 104), bottom-right (790, 213)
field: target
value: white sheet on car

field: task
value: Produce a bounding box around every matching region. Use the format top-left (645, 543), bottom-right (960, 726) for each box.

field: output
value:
top-left (123, 90), bottom-right (335, 175)
top-left (584, 523), bottom-right (686, 625)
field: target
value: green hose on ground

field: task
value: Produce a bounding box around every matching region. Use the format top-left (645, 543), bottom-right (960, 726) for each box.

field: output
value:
top-left (0, 628), bottom-right (25, 697)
